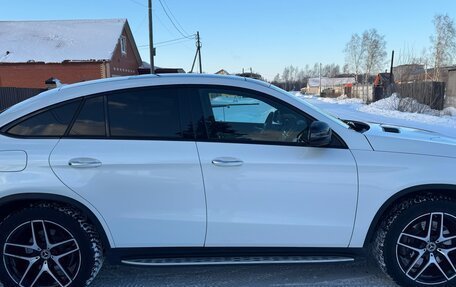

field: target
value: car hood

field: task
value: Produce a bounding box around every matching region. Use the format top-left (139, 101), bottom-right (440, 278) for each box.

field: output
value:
top-left (363, 123), bottom-right (456, 158)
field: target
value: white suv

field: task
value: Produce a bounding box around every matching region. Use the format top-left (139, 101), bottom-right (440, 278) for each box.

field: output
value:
top-left (0, 74), bottom-right (455, 287)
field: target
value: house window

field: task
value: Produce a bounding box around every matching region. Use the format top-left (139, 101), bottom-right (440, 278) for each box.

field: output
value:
top-left (120, 35), bottom-right (127, 55)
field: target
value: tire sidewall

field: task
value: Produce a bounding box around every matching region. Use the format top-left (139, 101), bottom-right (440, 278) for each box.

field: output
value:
top-left (384, 200), bottom-right (456, 287)
top-left (0, 207), bottom-right (96, 287)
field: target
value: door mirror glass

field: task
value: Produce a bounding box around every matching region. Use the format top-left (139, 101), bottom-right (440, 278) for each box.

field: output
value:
top-left (307, 121), bottom-right (332, 147)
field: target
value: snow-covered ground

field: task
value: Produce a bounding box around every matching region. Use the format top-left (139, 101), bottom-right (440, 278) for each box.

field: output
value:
top-left (298, 93), bottom-right (456, 138)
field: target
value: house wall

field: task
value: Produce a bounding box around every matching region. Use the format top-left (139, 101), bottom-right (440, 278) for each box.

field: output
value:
top-left (110, 28), bottom-right (140, 77)
top-left (446, 70), bottom-right (456, 108)
top-left (0, 62), bottom-right (104, 89)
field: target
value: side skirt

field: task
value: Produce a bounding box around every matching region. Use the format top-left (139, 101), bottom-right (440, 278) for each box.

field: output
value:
top-left (107, 247), bottom-right (366, 266)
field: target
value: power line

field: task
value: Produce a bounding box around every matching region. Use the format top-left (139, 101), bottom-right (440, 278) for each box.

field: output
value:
top-left (160, 0), bottom-right (190, 36)
top-left (128, 0), bottom-right (146, 7)
top-left (157, 0), bottom-right (192, 38)
top-left (138, 35), bottom-right (194, 47)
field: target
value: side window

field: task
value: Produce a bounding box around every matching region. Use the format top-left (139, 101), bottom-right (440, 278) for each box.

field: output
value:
top-left (200, 88), bottom-right (311, 144)
top-left (69, 96), bottom-right (106, 137)
top-left (107, 88), bottom-right (182, 138)
top-left (6, 100), bottom-right (81, 137)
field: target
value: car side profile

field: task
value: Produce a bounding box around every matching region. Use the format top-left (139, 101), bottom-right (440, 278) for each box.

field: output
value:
top-left (0, 74), bottom-right (455, 287)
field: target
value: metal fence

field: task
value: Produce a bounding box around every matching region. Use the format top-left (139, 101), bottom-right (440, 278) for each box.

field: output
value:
top-left (0, 87), bottom-right (45, 110)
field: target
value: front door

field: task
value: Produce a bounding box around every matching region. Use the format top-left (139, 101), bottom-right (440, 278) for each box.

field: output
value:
top-left (195, 86), bottom-right (358, 247)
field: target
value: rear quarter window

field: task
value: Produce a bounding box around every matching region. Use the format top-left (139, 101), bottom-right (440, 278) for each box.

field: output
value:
top-left (4, 100), bottom-right (81, 137)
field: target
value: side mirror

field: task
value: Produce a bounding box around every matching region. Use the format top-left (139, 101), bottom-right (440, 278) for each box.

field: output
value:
top-left (308, 121), bottom-right (332, 147)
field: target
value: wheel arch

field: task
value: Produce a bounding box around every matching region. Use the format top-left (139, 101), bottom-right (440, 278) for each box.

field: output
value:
top-left (363, 184), bottom-right (456, 248)
top-left (0, 193), bottom-right (113, 252)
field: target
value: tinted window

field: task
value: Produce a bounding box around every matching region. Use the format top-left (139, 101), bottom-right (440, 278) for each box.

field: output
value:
top-left (7, 100), bottom-right (81, 137)
top-left (200, 88), bottom-right (312, 144)
top-left (69, 96), bottom-right (106, 136)
top-left (108, 88), bottom-right (182, 138)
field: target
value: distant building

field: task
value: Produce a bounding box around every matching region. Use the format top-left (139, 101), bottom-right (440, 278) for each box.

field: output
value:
top-left (138, 62), bottom-right (185, 74)
top-left (447, 69), bottom-right (456, 108)
top-left (373, 72), bottom-right (394, 101)
top-left (393, 64), bottom-right (456, 84)
top-left (393, 64), bottom-right (426, 83)
top-left (215, 69), bottom-right (230, 75)
top-left (305, 77), bottom-right (356, 96)
top-left (0, 19), bottom-right (142, 89)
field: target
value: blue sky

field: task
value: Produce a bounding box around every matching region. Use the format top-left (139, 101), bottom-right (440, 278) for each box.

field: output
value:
top-left (1, 0), bottom-right (455, 80)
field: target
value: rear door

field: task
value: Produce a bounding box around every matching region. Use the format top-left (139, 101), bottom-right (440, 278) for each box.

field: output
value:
top-left (50, 86), bottom-right (207, 248)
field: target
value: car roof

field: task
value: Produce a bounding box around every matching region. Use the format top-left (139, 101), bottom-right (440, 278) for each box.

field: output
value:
top-left (0, 74), bottom-right (272, 127)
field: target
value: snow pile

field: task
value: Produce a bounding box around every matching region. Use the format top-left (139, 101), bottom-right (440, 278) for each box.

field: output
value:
top-left (294, 92), bottom-right (364, 105)
top-left (360, 94), bottom-right (456, 118)
top-left (362, 94), bottom-right (441, 116)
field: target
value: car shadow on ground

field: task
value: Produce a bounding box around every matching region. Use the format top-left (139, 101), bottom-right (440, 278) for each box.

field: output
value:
top-left (91, 258), bottom-right (397, 287)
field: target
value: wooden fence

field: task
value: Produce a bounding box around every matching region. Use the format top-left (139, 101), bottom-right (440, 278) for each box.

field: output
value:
top-left (395, 81), bottom-right (445, 110)
top-left (0, 87), bottom-right (45, 110)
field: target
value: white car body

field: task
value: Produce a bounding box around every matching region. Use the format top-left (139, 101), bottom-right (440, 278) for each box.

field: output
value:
top-left (0, 74), bottom-right (455, 250)
top-left (0, 74), bottom-right (455, 260)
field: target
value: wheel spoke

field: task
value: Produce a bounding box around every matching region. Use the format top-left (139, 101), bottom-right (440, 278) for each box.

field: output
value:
top-left (30, 263), bottom-right (46, 287)
top-left (437, 249), bottom-right (456, 279)
top-left (400, 232), bottom-right (428, 243)
top-left (398, 241), bottom-right (424, 253)
top-left (440, 213), bottom-right (445, 241)
top-left (413, 255), bottom-right (433, 280)
top-left (405, 250), bottom-right (426, 274)
top-left (51, 257), bottom-right (72, 284)
top-left (41, 221), bottom-right (51, 249)
top-left (53, 245), bottom-right (80, 260)
top-left (425, 213), bottom-right (433, 241)
top-left (44, 261), bottom-right (66, 287)
top-left (440, 235), bottom-right (456, 243)
top-left (49, 238), bottom-right (77, 250)
top-left (5, 242), bottom-right (39, 251)
top-left (4, 252), bottom-right (38, 262)
top-left (30, 221), bottom-right (41, 250)
top-left (433, 254), bottom-right (451, 280)
top-left (19, 257), bottom-right (40, 285)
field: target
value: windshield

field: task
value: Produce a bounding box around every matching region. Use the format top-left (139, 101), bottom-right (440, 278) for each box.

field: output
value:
top-left (268, 85), bottom-right (351, 129)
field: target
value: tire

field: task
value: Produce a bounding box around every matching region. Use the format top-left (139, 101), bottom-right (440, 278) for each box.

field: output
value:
top-left (0, 204), bottom-right (103, 287)
top-left (372, 194), bottom-right (456, 287)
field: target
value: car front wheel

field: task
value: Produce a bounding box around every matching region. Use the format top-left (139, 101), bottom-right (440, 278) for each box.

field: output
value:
top-left (373, 195), bottom-right (456, 287)
top-left (0, 204), bottom-right (103, 287)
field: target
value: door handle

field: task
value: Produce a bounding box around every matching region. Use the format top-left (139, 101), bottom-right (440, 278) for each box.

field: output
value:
top-left (212, 157), bottom-right (244, 167)
top-left (68, 158), bottom-right (102, 168)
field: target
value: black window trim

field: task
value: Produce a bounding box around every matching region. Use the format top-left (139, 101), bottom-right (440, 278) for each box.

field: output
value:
top-left (0, 84), bottom-right (347, 148)
top-left (0, 85), bottom-right (196, 141)
top-left (192, 84), bottom-right (348, 149)
top-left (0, 98), bottom-right (83, 139)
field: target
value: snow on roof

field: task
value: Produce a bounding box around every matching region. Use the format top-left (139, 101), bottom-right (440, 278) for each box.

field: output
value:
top-left (308, 77), bottom-right (356, 87)
top-left (0, 19), bottom-right (127, 63)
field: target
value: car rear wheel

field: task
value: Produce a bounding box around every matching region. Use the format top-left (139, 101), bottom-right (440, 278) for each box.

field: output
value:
top-left (0, 205), bottom-right (103, 287)
top-left (373, 195), bottom-right (456, 287)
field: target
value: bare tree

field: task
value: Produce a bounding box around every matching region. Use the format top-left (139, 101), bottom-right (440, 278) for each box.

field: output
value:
top-left (430, 14), bottom-right (456, 81)
top-left (362, 29), bottom-right (387, 83)
top-left (344, 34), bottom-right (364, 80)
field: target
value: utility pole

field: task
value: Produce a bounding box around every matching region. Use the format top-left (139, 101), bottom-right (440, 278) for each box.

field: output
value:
top-left (319, 63), bottom-right (322, 96)
top-left (148, 0), bottom-right (155, 74)
top-left (190, 31), bottom-right (203, 73)
top-left (197, 31), bottom-right (202, 73)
